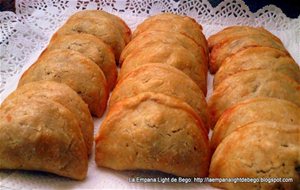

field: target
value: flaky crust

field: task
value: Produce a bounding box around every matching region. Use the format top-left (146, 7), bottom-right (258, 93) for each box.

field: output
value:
top-left (70, 10), bottom-right (131, 44)
top-left (49, 33), bottom-right (117, 91)
top-left (208, 26), bottom-right (282, 50)
top-left (133, 13), bottom-right (208, 56)
top-left (120, 30), bottom-right (207, 69)
top-left (214, 47), bottom-right (300, 88)
top-left (211, 97), bottom-right (300, 151)
top-left (95, 92), bottom-right (210, 177)
top-left (0, 97), bottom-right (88, 180)
top-left (18, 49), bottom-right (108, 117)
top-left (208, 70), bottom-right (300, 126)
top-left (209, 121), bottom-right (300, 190)
top-left (1, 81), bottom-right (94, 155)
top-left (55, 13), bottom-right (125, 61)
top-left (110, 63), bottom-right (210, 129)
top-left (119, 41), bottom-right (207, 94)
top-left (209, 31), bottom-right (286, 74)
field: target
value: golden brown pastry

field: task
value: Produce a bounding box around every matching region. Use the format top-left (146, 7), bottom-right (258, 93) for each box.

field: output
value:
top-left (69, 10), bottom-right (131, 44)
top-left (214, 47), bottom-right (300, 88)
top-left (110, 63), bottom-right (210, 130)
top-left (120, 30), bottom-right (207, 69)
top-left (209, 31), bottom-right (286, 74)
top-left (208, 26), bottom-right (282, 50)
top-left (208, 70), bottom-right (300, 125)
top-left (0, 96), bottom-right (88, 180)
top-left (1, 81), bottom-right (94, 155)
top-left (55, 11), bottom-right (126, 61)
top-left (48, 33), bottom-right (117, 91)
top-left (18, 49), bottom-right (108, 117)
top-left (209, 121), bottom-right (300, 190)
top-left (119, 42), bottom-right (207, 95)
top-left (211, 97), bottom-right (300, 151)
top-left (95, 92), bottom-right (210, 177)
top-left (132, 13), bottom-right (208, 56)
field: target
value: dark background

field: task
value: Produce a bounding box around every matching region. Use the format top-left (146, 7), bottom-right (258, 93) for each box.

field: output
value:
top-left (0, 0), bottom-right (299, 18)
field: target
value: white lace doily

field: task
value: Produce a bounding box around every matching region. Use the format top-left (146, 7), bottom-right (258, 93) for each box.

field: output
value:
top-left (0, 0), bottom-right (299, 189)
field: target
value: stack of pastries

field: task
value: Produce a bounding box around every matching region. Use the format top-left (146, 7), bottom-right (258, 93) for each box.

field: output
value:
top-left (208, 26), bottom-right (300, 189)
top-left (95, 13), bottom-right (211, 177)
top-left (0, 10), bottom-right (131, 180)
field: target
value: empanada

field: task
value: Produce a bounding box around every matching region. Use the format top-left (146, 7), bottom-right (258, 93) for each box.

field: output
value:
top-left (208, 70), bottom-right (300, 125)
top-left (211, 97), bottom-right (300, 151)
top-left (132, 13), bottom-right (208, 55)
top-left (214, 47), bottom-right (300, 88)
top-left (48, 33), bottom-right (117, 91)
top-left (95, 92), bottom-right (210, 177)
top-left (18, 49), bottom-right (108, 117)
top-left (1, 81), bottom-right (94, 155)
top-left (110, 63), bottom-right (210, 129)
top-left (209, 121), bottom-right (300, 190)
top-left (0, 97), bottom-right (88, 180)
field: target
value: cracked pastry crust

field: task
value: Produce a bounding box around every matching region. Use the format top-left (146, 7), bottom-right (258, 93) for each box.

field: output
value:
top-left (214, 47), bottom-right (300, 88)
top-left (0, 96), bottom-right (88, 180)
top-left (1, 81), bottom-right (94, 155)
top-left (209, 121), bottom-right (300, 190)
top-left (211, 97), bottom-right (300, 151)
top-left (18, 49), bottom-right (108, 117)
top-left (55, 11), bottom-right (128, 61)
top-left (48, 33), bottom-right (117, 91)
top-left (208, 26), bottom-right (286, 74)
top-left (132, 13), bottom-right (208, 56)
top-left (110, 63), bottom-right (210, 130)
top-left (95, 92), bottom-right (210, 177)
top-left (208, 70), bottom-right (300, 126)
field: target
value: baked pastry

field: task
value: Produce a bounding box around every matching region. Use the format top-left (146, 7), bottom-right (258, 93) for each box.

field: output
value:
top-left (69, 10), bottom-right (131, 44)
top-left (208, 70), bottom-right (300, 125)
top-left (209, 121), bottom-right (300, 190)
top-left (110, 63), bottom-right (210, 130)
top-left (18, 49), bottom-right (108, 117)
top-left (95, 92), bottom-right (210, 177)
top-left (1, 81), bottom-right (94, 155)
top-left (214, 47), bottom-right (300, 88)
top-left (120, 30), bottom-right (207, 69)
top-left (208, 26), bottom-right (282, 50)
top-left (132, 13), bottom-right (208, 56)
top-left (119, 42), bottom-right (207, 95)
top-left (0, 96), bottom-right (88, 180)
top-left (55, 11), bottom-right (126, 61)
top-left (211, 97), bottom-right (300, 151)
top-left (48, 33), bottom-right (117, 91)
top-left (209, 31), bottom-right (286, 74)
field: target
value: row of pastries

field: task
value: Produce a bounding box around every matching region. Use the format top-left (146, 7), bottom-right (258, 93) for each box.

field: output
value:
top-left (207, 26), bottom-right (300, 190)
top-left (95, 13), bottom-right (212, 177)
top-left (0, 10), bottom-right (131, 180)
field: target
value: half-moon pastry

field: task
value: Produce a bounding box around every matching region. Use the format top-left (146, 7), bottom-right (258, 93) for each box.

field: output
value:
top-left (55, 13), bottom-right (125, 61)
top-left (110, 63), bottom-right (210, 129)
top-left (120, 30), bottom-right (207, 68)
top-left (209, 121), bottom-right (300, 190)
top-left (209, 33), bottom-right (286, 74)
top-left (69, 10), bottom-right (131, 44)
top-left (211, 97), bottom-right (300, 151)
top-left (214, 47), bottom-right (300, 88)
top-left (1, 81), bottom-right (94, 155)
top-left (208, 26), bottom-right (282, 50)
top-left (208, 70), bottom-right (300, 125)
top-left (119, 42), bottom-right (207, 95)
top-left (18, 49), bottom-right (108, 117)
top-left (132, 13), bottom-right (208, 55)
top-left (95, 92), bottom-right (210, 177)
top-left (48, 33), bottom-right (117, 91)
top-left (0, 97), bottom-right (88, 180)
